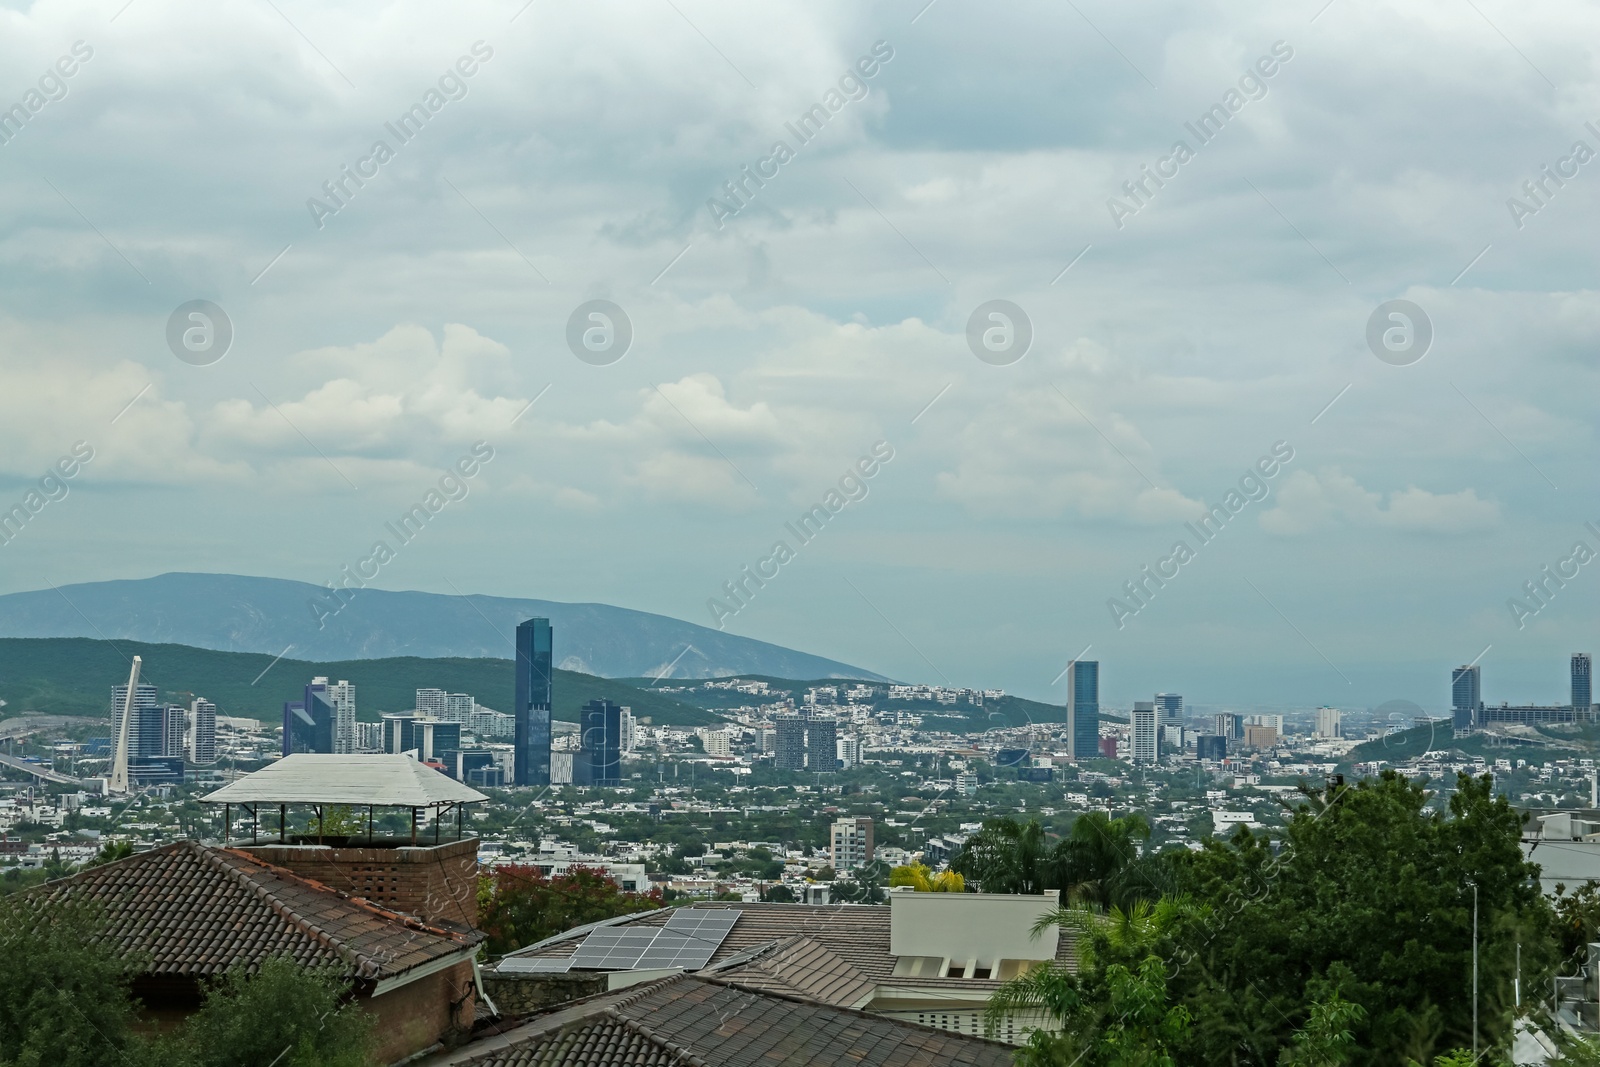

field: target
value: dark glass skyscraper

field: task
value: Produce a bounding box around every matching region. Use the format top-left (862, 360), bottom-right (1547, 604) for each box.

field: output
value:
top-left (514, 617), bottom-right (553, 786)
top-left (1067, 660), bottom-right (1099, 761)
top-left (1451, 665), bottom-right (1481, 732)
top-left (577, 699), bottom-right (623, 786)
top-left (1574, 654), bottom-right (1592, 712)
top-left (283, 679), bottom-right (335, 755)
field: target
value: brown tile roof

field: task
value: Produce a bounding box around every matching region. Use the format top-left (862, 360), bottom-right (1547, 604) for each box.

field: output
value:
top-left (27, 840), bottom-right (481, 981)
top-left (704, 935), bottom-right (877, 1007)
top-left (498, 901), bottom-right (1078, 992)
top-left (438, 975), bottom-right (1017, 1067)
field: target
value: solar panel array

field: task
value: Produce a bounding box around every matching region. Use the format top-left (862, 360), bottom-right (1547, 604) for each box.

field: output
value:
top-left (498, 957), bottom-right (574, 974)
top-left (569, 909), bottom-right (741, 971)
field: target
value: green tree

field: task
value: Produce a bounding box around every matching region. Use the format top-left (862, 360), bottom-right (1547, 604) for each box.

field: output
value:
top-left (1166, 772), bottom-right (1554, 1066)
top-left (0, 896), bottom-right (146, 1067)
top-left (478, 864), bottom-right (661, 955)
top-left (174, 955), bottom-right (374, 1067)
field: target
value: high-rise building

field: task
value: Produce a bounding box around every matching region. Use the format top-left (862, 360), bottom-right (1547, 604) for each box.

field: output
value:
top-left (514, 618), bottom-right (554, 787)
top-left (619, 707), bottom-right (637, 754)
top-left (1130, 702), bottom-right (1159, 764)
top-left (283, 678), bottom-right (338, 755)
top-left (445, 692), bottom-right (475, 723)
top-left (354, 721), bottom-right (382, 752)
top-left (775, 716), bottom-right (806, 771)
top-left (1213, 713), bottom-right (1242, 740)
top-left (1066, 661), bottom-right (1099, 761)
top-left (1195, 735), bottom-right (1227, 761)
top-left (416, 688), bottom-right (447, 718)
top-left (1452, 665), bottom-right (1482, 732)
top-left (313, 677), bottom-right (355, 754)
top-left (1154, 692), bottom-right (1182, 729)
top-left (806, 718), bottom-right (839, 771)
top-left (1574, 654), bottom-right (1592, 712)
top-left (1315, 706), bottom-right (1342, 739)
top-left (189, 698), bottom-right (217, 764)
top-left (111, 682), bottom-right (162, 760)
top-left (161, 704), bottom-right (187, 759)
top-left (381, 714), bottom-right (419, 755)
top-left (577, 699), bottom-right (623, 786)
top-left (701, 728), bottom-right (731, 758)
top-left (837, 735), bottom-right (862, 769)
top-left (414, 720), bottom-right (462, 764)
top-left (829, 816), bottom-right (874, 872)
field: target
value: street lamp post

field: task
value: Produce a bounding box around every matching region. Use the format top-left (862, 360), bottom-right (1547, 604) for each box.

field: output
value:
top-left (1467, 878), bottom-right (1480, 1059)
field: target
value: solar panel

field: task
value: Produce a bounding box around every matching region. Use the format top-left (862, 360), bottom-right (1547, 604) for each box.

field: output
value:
top-left (567, 909), bottom-right (742, 971)
top-left (498, 957), bottom-right (574, 974)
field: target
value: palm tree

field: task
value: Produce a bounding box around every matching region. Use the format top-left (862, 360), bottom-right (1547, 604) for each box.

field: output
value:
top-left (952, 813), bottom-right (1162, 906)
top-left (951, 817), bottom-right (1055, 893)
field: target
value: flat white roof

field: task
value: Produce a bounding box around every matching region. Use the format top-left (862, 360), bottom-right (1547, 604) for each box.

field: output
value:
top-left (201, 754), bottom-right (489, 807)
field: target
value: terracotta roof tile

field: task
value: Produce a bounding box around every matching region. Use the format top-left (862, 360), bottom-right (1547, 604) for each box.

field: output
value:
top-left (27, 840), bottom-right (480, 981)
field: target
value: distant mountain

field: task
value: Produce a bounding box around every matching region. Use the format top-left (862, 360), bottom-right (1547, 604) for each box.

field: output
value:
top-left (0, 573), bottom-right (886, 682)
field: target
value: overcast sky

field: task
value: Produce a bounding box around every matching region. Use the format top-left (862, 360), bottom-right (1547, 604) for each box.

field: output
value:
top-left (1, 0), bottom-right (1596, 711)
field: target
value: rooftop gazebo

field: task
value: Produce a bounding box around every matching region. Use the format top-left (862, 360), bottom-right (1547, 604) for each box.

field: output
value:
top-left (201, 754), bottom-right (492, 929)
top-left (202, 753), bottom-right (489, 847)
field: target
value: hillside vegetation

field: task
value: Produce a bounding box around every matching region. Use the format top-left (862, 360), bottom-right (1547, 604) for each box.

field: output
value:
top-left (0, 638), bottom-right (719, 727)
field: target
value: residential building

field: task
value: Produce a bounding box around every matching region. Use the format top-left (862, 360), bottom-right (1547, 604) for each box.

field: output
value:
top-left (701, 728), bottom-right (731, 758)
top-left (830, 816), bottom-right (874, 872)
top-left (837, 735), bottom-right (862, 769)
top-left (189, 698), bottom-right (217, 764)
top-left (1315, 706), bottom-right (1342, 739)
top-left (487, 892), bottom-right (1067, 1048)
top-left (1243, 724), bottom-right (1279, 749)
top-left (354, 721), bottom-right (382, 752)
top-left (468, 706), bottom-right (514, 738)
top-left (955, 772), bottom-right (978, 795)
top-left (806, 717), bottom-right (839, 771)
top-left (620, 706), bottom-right (638, 753)
top-left (1130, 702), bottom-right (1158, 764)
top-left (1066, 660), bottom-right (1099, 761)
top-left (1154, 692), bottom-right (1182, 729)
top-left (577, 699), bottom-right (624, 786)
top-left (774, 716), bottom-right (806, 771)
top-left (320, 678), bottom-right (355, 754)
top-left (1453, 664), bottom-right (1482, 732)
top-left (514, 617), bottom-right (554, 787)
top-left (417, 688), bottom-right (447, 718)
top-left (1213, 713), bottom-right (1242, 741)
top-left (161, 704), bottom-right (187, 759)
top-left (1576, 654), bottom-right (1593, 713)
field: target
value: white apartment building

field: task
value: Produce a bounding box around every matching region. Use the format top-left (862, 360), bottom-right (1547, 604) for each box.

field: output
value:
top-left (700, 728), bottom-right (731, 757)
top-left (1131, 702), bottom-right (1159, 764)
top-left (829, 816), bottom-right (874, 872)
top-left (313, 677), bottom-right (356, 754)
top-left (189, 698), bottom-right (217, 764)
top-left (415, 688), bottom-right (447, 719)
top-left (1316, 706), bottom-right (1342, 739)
top-left (837, 736), bottom-right (862, 769)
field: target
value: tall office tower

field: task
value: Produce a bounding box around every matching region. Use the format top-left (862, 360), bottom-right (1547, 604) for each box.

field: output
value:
top-left (1315, 706), bottom-right (1342, 739)
top-left (577, 699), bottom-right (623, 786)
top-left (1574, 654), bottom-right (1593, 712)
top-left (829, 816), bottom-right (874, 872)
top-left (1066, 660), bottom-right (1100, 761)
top-left (1130, 702), bottom-right (1159, 764)
top-left (381, 713), bottom-right (419, 754)
top-left (1452, 665), bottom-right (1482, 732)
top-left (774, 716), bottom-right (806, 770)
top-left (283, 678), bottom-right (338, 755)
top-left (416, 688), bottom-right (447, 718)
top-left (189, 698), bottom-right (217, 764)
top-left (1212, 713), bottom-right (1242, 741)
top-left (161, 704), bottom-right (188, 759)
top-left (110, 681), bottom-right (163, 760)
top-left (1154, 692), bottom-right (1183, 729)
top-left (1195, 735), bottom-right (1227, 761)
top-left (415, 720), bottom-right (463, 764)
top-left (806, 717), bottom-right (839, 771)
top-left (514, 618), bottom-right (554, 787)
top-left (322, 678), bottom-right (355, 754)
top-left (444, 692), bottom-right (475, 723)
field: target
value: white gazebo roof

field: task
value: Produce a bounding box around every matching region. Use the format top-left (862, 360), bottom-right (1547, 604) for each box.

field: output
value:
top-left (201, 754), bottom-right (489, 807)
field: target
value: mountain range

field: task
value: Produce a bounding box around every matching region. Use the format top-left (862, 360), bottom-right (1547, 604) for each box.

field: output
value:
top-left (0, 573), bottom-right (885, 682)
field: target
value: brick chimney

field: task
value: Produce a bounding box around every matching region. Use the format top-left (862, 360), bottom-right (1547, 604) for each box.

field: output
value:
top-left (238, 838), bottom-right (480, 928)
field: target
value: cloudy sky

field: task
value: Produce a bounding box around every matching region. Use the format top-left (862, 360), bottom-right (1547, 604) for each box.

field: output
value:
top-left (1, 0), bottom-right (1596, 711)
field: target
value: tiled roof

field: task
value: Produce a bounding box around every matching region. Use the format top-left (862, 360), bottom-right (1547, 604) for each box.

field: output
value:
top-left (439, 975), bottom-right (1017, 1067)
top-left (705, 935), bottom-right (877, 1007)
top-left (496, 901), bottom-right (1078, 991)
top-left (28, 840), bottom-right (481, 981)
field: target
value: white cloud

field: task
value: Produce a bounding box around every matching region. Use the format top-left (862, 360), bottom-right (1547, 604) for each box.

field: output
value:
top-left (1260, 468), bottom-right (1500, 535)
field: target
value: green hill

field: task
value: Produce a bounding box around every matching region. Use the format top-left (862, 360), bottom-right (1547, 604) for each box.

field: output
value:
top-left (1341, 722), bottom-right (1587, 766)
top-left (0, 638), bottom-right (719, 727)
